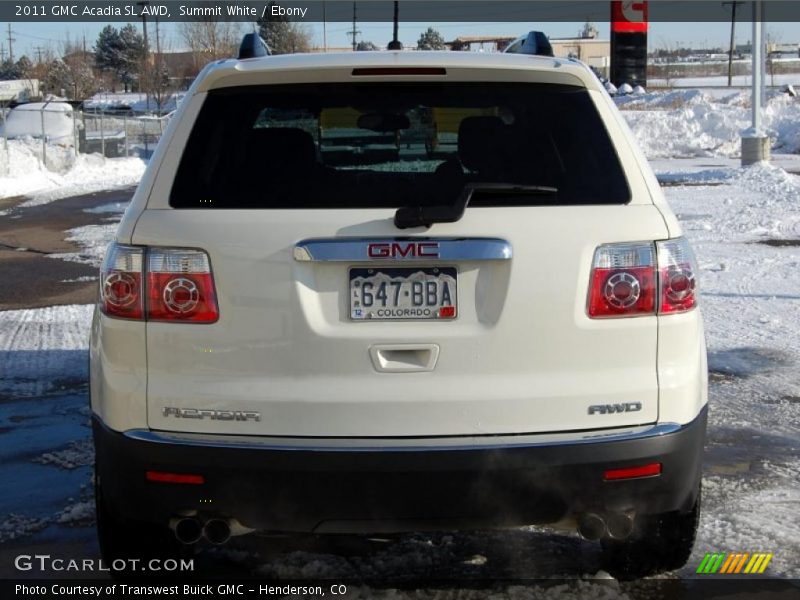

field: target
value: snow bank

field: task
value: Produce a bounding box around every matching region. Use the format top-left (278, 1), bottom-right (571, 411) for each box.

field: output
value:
top-left (0, 139), bottom-right (145, 202)
top-left (85, 91), bottom-right (185, 114)
top-left (617, 89), bottom-right (800, 158)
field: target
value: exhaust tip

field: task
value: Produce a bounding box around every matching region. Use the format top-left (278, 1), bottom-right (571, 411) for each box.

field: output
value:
top-left (203, 518), bottom-right (231, 545)
top-left (606, 512), bottom-right (635, 540)
top-left (577, 513), bottom-right (606, 541)
top-left (173, 517), bottom-right (202, 544)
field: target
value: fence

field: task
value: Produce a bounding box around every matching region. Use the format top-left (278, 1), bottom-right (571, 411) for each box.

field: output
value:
top-left (0, 103), bottom-right (170, 174)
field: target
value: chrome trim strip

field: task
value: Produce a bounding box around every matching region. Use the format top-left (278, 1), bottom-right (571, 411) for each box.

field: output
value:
top-left (124, 422), bottom-right (683, 453)
top-left (293, 237), bottom-right (512, 262)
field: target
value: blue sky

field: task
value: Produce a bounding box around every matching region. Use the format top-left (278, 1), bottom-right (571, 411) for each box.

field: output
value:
top-left (6, 20), bottom-right (799, 59)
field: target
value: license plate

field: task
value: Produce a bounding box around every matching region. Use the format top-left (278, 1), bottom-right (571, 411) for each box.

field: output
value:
top-left (349, 267), bottom-right (457, 320)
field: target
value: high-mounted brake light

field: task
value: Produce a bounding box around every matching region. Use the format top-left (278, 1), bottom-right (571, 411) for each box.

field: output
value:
top-left (351, 67), bottom-right (447, 76)
top-left (588, 242), bottom-right (656, 318)
top-left (99, 244), bottom-right (218, 323)
top-left (100, 244), bottom-right (144, 319)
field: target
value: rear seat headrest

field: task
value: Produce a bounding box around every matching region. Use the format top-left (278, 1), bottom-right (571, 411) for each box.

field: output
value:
top-left (246, 127), bottom-right (317, 173)
top-left (457, 116), bottom-right (506, 173)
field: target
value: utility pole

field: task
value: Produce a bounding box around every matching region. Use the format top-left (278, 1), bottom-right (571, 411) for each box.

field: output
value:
top-left (742, 0), bottom-right (769, 164)
top-left (7, 24), bottom-right (15, 63)
top-left (388, 1), bottom-right (402, 50)
top-left (723, 1), bottom-right (744, 87)
top-left (137, 1), bottom-right (150, 111)
top-left (347, 1), bottom-right (360, 51)
top-left (0, 44), bottom-right (5, 62)
top-left (137, 1), bottom-right (150, 52)
top-left (34, 46), bottom-right (44, 64)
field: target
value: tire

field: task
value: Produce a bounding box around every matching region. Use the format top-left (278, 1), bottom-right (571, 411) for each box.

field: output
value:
top-left (95, 472), bottom-right (187, 579)
top-left (600, 484), bottom-right (701, 579)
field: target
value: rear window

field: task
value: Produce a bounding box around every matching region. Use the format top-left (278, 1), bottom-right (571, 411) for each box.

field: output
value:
top-left (170, 83), bottom-right (630, 209)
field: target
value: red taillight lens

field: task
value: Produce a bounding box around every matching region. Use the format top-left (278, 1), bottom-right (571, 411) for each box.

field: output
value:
top-left (588, 242), bottom-right (656, 318)
top-left (100, 244), bottom-right (144, 319)
top-left (657, 238), bottom-right (697, 314)
top-left (99, 244), bottom-right (218, 323)
top-left (147, 249), bottom-right (219, 323)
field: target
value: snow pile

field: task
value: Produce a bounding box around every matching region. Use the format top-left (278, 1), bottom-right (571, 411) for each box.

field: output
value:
top-left (33, 439), bottom-right (94, 470)
top-left (85, 91), bottom-right (185, 113)
top-left (617, 89), bottom-right (800, 158)
top-left (57, 500), bottom-right (94, 525)
top-left (679, 163), bottom-right (800, 243)
top-left (0, 139), bottom-right (145, 202)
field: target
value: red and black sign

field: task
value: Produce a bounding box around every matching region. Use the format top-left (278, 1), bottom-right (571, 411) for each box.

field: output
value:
top-left (610, 1), bottom-right (648, 87)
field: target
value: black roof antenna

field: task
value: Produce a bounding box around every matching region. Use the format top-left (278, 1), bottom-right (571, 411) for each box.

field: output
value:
top-left (238, 33), bottom-right (270, 59)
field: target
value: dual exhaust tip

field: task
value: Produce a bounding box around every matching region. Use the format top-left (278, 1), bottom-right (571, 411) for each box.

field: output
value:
top-left (175, 512), bottom-right (633, 545)
top-left (172, 517), bottom-right (231, 545)
top-left (578, 511), bottom-right (634, 541)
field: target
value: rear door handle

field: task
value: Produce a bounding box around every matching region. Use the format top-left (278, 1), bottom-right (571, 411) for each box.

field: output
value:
top-left (369, 344), bottom-right (440, 373)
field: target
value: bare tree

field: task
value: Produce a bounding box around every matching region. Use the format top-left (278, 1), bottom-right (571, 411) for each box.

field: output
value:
top-left (140, 39), bottom-right (171, 112)
top-left (180, 20), bottom-right (241, 72)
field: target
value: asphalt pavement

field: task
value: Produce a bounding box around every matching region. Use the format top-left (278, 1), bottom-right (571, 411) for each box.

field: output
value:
top-left (0, 188), bottom-right (136, 311)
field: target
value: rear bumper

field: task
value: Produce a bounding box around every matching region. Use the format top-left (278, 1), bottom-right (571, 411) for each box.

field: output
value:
top-left (93, 408), bottom-right (706, 534)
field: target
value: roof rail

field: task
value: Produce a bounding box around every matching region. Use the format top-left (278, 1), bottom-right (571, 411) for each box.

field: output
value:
top-left (504, 31), bottom-right (554, 57)
top-left (238, 33), bottom-right (270, 59)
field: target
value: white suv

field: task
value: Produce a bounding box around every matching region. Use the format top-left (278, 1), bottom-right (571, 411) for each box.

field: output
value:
top-left (90, 44), bottom-right (707, 577)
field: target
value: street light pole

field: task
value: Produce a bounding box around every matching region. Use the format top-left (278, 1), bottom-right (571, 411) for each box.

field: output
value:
top-left (741, 0), bottom-right (769, 165)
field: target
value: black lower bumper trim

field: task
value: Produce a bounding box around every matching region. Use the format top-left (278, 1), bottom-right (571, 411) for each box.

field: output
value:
top-left (93, 408), bottom-right (706, 533)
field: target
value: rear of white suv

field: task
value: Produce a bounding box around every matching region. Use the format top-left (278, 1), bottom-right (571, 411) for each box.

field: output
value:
top-left (90, 50), bottom-right (707, 577)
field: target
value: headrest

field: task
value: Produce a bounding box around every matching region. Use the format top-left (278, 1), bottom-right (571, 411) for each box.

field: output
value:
top-left (457, 116), bottom-right (506, 173)
top-left (246, 127), bottom-right (317, 172)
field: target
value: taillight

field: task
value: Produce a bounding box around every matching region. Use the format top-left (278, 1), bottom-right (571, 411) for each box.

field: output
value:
top-left (588, 242), bottom-right (656, 318)
top-left (588, 237), bottom-right (698, 318)
top-left (656, 238), bottom-right (697, 314)
top-left (100, 244), bottom-right (144, 319)
top-left (147, 248), bottom-right (219, 323)
top-left (99, 244), bottom-right (218, 323)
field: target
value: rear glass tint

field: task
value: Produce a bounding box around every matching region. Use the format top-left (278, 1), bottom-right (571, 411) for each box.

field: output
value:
top-left (170, 83), bottom-right (630, 208)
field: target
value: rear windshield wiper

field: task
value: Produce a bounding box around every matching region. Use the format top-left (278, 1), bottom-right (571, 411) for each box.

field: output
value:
top-left (394, 183), bottom-right (558, 229)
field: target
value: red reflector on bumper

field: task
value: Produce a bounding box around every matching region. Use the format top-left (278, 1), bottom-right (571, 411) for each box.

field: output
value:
top-left (146, 470), bottom-right (205, 485)
top-left (604, 462), bottom-right (662, 481)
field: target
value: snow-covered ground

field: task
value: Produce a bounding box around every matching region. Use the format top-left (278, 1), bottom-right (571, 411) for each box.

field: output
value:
top-left (649, 72), bottom-right (800, 88)
top-left (0, 139), bottom-right (145, 204)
